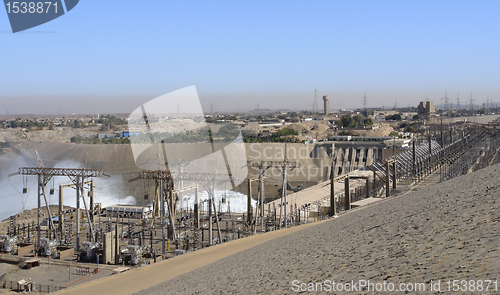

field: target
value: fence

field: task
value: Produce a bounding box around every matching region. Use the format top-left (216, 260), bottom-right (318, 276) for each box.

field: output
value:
top-left (5, 279), bottom-right (65, 292)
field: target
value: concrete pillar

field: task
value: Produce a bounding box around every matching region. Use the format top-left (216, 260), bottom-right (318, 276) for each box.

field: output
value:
top-left (283, 164), bottom-right (288, 228)
top-left (392, 161), bottom-right (397, 189)
top-left (59, 186), bottom-right (64, 241)
top-left (441, 118), bottom-right (444, 146)
top-left (194, 187), bottom-right (199, 229)
top-left (247, 179), bottom-right (252, 223)
top-left (344, 177), bottom-right (350, 210)
top-left (385, 161), bottom-right (390, 198)
top-left (428, 134), bottom-right (432, 169)
top-left (76, 177), bottom-right (80, 252)
top-left (161, 179), bottom-right (166, 255)
top-left (90, 179), bottom-right (94, 227)
top-left (449, 123), bottom-right (453, 143)
top-left (37, 175), bottom-right (42, 250)
top-left (329, 163), bottom-right (336, 217)
top-left (365, 178), bottom-right (369, 199)
top-left (258, 166), bottom-right (264, 231)
top-left (412, 141), bottom-right (416, 176)
top-left (114, 222), bottom-right (119, 265)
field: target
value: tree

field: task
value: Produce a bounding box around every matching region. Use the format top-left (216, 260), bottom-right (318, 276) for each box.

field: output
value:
top-left (337, 114), bottom-right (357, 128)
top-left (405, 126), bottom-right (417, 133)
top-left (386, 113), bottom-right (402, 121)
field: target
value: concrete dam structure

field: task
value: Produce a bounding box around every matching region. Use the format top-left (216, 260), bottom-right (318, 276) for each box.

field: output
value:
top-left (1, 141), bottom-right (381, 204)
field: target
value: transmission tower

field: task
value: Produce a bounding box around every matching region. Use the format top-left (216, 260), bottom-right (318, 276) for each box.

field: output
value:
top-left (487, 96), bottom-right (490, 114)
top-left (5, 109), bottom-right (11, 129)
top-left (469, 92), bottom-right (474, 111)
top-left (456, 94), bottom-right (460, 110)
top-left (363, 91), bottom-right (367, 112)
top-left (313, 87), bottom-right (318, 112)
top-left (441, 90), bottom-right (449, 110)
top-left (394, 99), bottom-right (397, 109)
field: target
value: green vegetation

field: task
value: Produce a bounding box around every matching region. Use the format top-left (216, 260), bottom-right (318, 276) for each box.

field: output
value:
top-left (70, 135), bottom-right (130, 144)
top-left (405, 126), bottom-right (417, 133)
top-left (360, 109), bottom-right (375, 117)
top-left (272, 127), bottom-right (299, 137)
top-left (1, 115), bottom-right (128, 130)
top-left (336, 114), bottom-right (373, 128)
top-left (385, 113), bottom-right (402, 121)
top-left (243, 127), bottom-right (300, 143)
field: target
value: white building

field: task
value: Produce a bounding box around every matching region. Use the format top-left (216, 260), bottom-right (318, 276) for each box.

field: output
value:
top-left (106, 204), bottom-right (152, 219)
top-left (383, 138), bottom-right (411, 148)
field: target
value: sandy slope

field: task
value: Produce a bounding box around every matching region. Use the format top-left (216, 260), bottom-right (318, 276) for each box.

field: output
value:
top-left (135, 163), bottom-right (500, 294)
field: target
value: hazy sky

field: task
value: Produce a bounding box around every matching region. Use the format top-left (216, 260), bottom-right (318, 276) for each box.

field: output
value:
top-left (1, 1), bottom-right (500, 114)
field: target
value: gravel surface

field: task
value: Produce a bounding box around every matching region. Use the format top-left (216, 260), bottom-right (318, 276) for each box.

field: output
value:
top-left (136, 164), bottom-right (500, 295)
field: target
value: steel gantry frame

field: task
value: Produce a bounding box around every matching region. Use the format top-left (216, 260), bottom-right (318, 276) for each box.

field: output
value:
top-left (249, 144), bottom-right (299, 230)
top-left (130, 169), bottom-right (236, 254)
top-left (10, 167), bottom-right (106, 251)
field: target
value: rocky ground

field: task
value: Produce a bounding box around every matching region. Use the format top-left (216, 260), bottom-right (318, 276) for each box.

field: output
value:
top-left (136, 163), bottom-right (500, 294)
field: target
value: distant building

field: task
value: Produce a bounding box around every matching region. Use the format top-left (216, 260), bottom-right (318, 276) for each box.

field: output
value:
top-left (122, 131), bottom-right (140, 138)
top-left (96, 133), bottom-right (113, 139)
top-left (384, 138), bottom-right (411, 148)
top-left (106, 204), bottom-right (152, 219)
top-left (330, 135), bottom-right (352, 141)
top-left (418, 101), bottom-right (436, 119)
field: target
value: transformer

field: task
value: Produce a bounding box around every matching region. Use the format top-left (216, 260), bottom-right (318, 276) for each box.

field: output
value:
top-left (39, 238), bottom-right (57, 257)
top-left (81, 241), bottom-right (99, 260)
top-left (0, 235), bottom-right (18, 254)
top-left (127, 245), bottom-right (143, 265)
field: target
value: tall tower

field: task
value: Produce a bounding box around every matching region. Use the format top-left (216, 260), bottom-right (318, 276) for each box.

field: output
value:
top-left (363, 91), bottom-right (367, 112)
top-left (313, 87), bottom-right (318, 112)
top-left (323, 95), bottom-right (329, 115)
